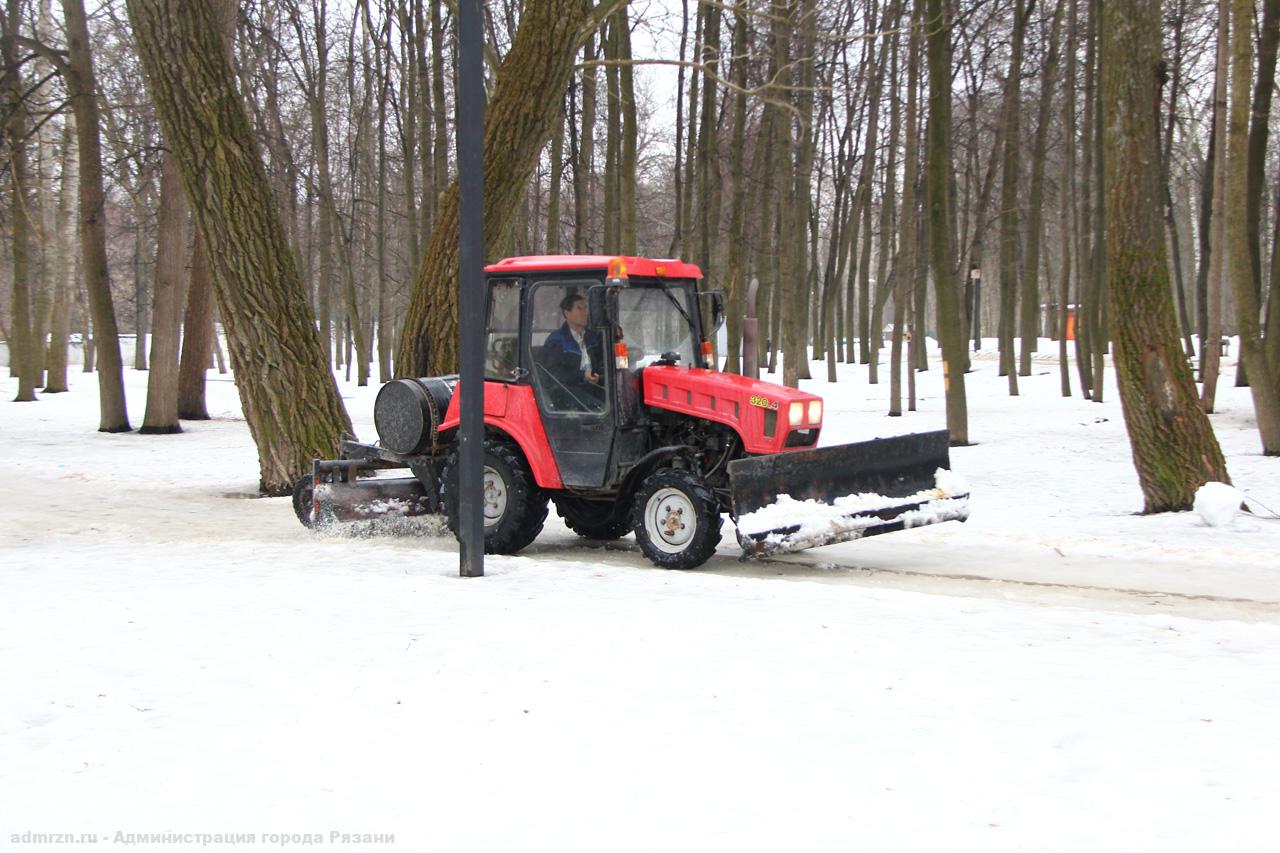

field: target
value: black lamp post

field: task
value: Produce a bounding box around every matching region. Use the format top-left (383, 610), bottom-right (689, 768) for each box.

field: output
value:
top-left (457, 0), bottom-right (484, 577)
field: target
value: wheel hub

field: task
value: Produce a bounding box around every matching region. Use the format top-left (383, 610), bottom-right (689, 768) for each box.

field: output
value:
top-left (645, 487), bottom-right (697, 553)
top-left (482, 465), bottom-right (506, 527)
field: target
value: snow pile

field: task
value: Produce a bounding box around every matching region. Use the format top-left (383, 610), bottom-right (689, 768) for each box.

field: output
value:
top-left (737, 468), bottom-right (970, 540)
top-left (934, 467), bottom-right (969, 499)
top-left (1194, 481), bottom-right (1244, 528)
top-left (737, 489), bottom-right (929, 537)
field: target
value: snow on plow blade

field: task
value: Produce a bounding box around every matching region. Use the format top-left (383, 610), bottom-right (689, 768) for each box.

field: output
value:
top-left (311, 459), bottom-right (436, 528)
top-left (728, 430), bottom-right (970, 559)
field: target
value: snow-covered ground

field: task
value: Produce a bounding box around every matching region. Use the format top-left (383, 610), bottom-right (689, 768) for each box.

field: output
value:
top-left (3, 343), bottom-right (1279, 852)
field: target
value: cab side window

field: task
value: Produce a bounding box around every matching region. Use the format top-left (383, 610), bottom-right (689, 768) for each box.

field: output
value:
top-left (528, 280), bottom-right (606, 413)
top-left (484, 278), bottom-right (521, 381)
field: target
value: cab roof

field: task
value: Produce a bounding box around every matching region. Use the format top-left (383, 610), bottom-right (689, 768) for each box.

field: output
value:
top-left (485, 254), bottom-right (703, 280)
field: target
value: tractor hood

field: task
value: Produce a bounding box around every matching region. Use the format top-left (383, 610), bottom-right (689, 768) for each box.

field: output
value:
top-left (640, 365), bottom-right (823, 455)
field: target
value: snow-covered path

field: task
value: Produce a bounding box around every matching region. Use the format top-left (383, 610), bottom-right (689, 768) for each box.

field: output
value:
top-left (3, 353), bottom-right (1280, 851)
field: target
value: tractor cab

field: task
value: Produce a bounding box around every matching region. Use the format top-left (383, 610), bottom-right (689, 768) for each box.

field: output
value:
top-left (481, 255), bottom-right (721, 490)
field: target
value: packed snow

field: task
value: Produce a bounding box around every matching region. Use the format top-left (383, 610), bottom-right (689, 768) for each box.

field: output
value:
top-left (3, 340), bottom-right (1280, 852)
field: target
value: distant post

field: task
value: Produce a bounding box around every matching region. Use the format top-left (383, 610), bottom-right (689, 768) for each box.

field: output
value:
top-left (969, 266), bottom-right (982, 351)
top-left (457, 0), bottom-right (484, 577)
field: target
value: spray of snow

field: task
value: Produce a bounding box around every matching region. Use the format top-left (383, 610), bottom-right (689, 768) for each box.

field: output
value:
top-left (1194, 481), bottom-right (1244, 528)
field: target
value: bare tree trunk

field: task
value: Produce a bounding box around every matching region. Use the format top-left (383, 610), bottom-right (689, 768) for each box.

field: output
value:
top-left (788, 0), bottom-right (817, 383)
top-left (1200, 0), bottom-right (1229, 412)
top-left (997, 0), bottom-right (1033, 394)
top-left (430, 0), bottom-right (448, 226)
top-left (4, 0), bottom-right (37, 401)
top-left (1088, 0), bottom-right (1108, 404)
top-left (925, 0), bottom-right (968, 443)
top-left (856, 8), bottom-right (890, 366)
top-left (891, 0), bottom-right (921, 416)
top-left (1101, 0), bottom-right (1231, 508)
top-left (140, 155), bottom-right (188, 433)
top-left (722, 0), bottom-right (750, 375)
top-left (668, 0), bottom-right (690, 258)
top-left (1075, 0), bottom-right (1097, 396)
top-left (63, 0), bottom-right (130, 430)
top-left (572, 9), bottom-right (596, 253)
top-left (1162, 0), bottom-right (1195, 358)
top-left (1021, 0), bottom-right (1064, 376)
top-left (44, 123), bottom-right (75, 394)
top-left (127, 0), bottom-right (352, 492)
top-left (178, 235), bottom-right (214, 419)
top-left (1058, 0), bottom-right (1077, 397)
top-left (1237, 0), bottom-right (1280, 386)
top-left (617, 7), bottom-right (637, 256)
top-left (1226, 0), bottom-right (1280, 451)
top-left (133, 216), bottom-right (148, 371)
top-left (546, 107), bottom-right (564, 253)
top-left (695, 0), bottom-right (721, 277)
top-left (870, 17), bottom-right (901, 386)
top-left (770, 0), bottom-right (801, 387)
top-left (602, 16), bottom-right (620, 253)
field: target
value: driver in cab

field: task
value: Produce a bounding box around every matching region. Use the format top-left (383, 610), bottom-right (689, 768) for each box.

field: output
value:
top-left (542, 293), bottom-right (605, 409)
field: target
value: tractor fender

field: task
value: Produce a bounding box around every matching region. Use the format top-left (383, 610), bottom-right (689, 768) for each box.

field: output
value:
top-left (438, 382), bottom-right (563, 490)
top-left (617, 445), bottom-right (700, 502)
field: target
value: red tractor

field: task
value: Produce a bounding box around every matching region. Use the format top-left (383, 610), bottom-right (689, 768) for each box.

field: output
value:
top-left (295, 255), bottom-right (968, 569)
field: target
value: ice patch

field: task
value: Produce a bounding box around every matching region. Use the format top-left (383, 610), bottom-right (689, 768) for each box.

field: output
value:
top-left (1194, 481), bottom-right (1243, 528)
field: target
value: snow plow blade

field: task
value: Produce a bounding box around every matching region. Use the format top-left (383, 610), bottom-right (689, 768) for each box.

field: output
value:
top-left (311, 459), bottom-right (436, 527)
top-left (728, 430), bottom-right (970, 559)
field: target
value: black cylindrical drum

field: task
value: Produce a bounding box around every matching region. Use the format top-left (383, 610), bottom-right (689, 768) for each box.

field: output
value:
top-left (374, 375), bottom-right (457, 455)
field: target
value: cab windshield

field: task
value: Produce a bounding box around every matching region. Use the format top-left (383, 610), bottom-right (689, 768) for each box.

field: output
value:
top-left (616, 280), bottom-right (699, 368)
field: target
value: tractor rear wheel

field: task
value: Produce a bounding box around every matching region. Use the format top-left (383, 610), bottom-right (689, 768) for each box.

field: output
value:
top-left (631, 468), bottom-right (722, 569)
top-left (442, 439), bottom-right (548, 554)
top-left (292, 473), bottom-right (315, 528)
top-left (554, 496), bottom-right (631, 540)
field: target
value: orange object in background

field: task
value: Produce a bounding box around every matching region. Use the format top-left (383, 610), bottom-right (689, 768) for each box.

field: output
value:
top-left (1065, 307), bottom-right (1077, 341)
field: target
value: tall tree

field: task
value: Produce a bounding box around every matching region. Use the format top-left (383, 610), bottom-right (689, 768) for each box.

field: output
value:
top-left (924, 0), bottom-right (968, 444)
top-left (1240, 0), bottom-right (1280, 386)
top-left (891, 0), bottom-right (921, 417)
top-left (1100, 0), bottom-right (1230, 510)
top-left (1225, 0), bottom-right (1280, 451)
top-left (395, 0), bottom-right (613, 377)
top-left (996, 0), bottom-right (1033, 394)
top-left (1200, 0), bottom-right (1229, 411)
top-left (127, 0), bottom-right (352, 493)
top-left (139, 155), bottom-right (187, 432)
top-left (3, 0), bottom-right (38, 402)
top-left (62, 0), bottom-right (130, 430)
top-left (1020, 0), bottom-right (1063, 377)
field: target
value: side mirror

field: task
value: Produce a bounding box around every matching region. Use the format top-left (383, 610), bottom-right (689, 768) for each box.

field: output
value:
top-left (703, 290), bottom-right (726, 333)
top-left (587, 284), bottom-right (614, 328)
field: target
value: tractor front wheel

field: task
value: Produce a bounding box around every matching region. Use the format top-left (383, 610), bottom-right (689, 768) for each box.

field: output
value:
top-left (442, 439), bottom-right (548, 554)
top-left (631, 468), bottom-right (722, 569)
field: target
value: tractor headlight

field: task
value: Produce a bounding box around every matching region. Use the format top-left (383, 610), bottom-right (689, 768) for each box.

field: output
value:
top-left (808, 400), bottom-right (822, 423)
top-left (789, 401), bottom-right (804, 427)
